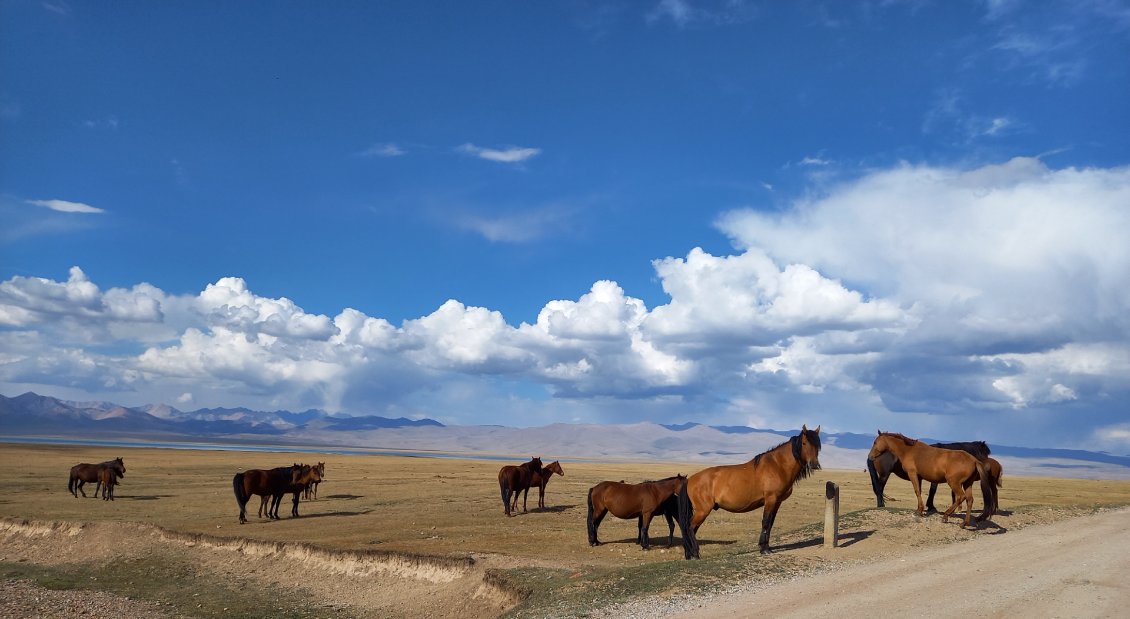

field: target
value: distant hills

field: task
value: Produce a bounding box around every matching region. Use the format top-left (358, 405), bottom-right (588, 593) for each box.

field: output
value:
top-left (0, 392), bottom-right (442, 441)
top-left (2, 392), bottom-right (1128, 479)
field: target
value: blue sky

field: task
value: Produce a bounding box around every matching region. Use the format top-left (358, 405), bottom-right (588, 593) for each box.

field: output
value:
top-left (2, 1), bottom-right (1129, 452)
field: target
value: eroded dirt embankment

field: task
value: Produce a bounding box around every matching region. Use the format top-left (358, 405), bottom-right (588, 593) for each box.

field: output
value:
top-left (0, 518), bottom-right (524, 618)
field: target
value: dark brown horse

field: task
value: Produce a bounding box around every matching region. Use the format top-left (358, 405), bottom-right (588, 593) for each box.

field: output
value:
top-left (867, 431), bottom-right (993, 527)
top-left (98, 466), bottom-right (120, 501)
top-left (233, 464), bottom-right (303, 524)
top-left (514, 460), bottom-right (565, 513)
top-left (587, 475), bottom-right (687, 550)
top-left (68, 458), bottom-right (125, 498)
top-left (678, 425), bottom-right (822, 559)
top-left (497, 457), bottom-right (542, 517)
top-left (254, 464), bottom-right (323, 520)
top-left (868, 440), bottom-right (1001, 516)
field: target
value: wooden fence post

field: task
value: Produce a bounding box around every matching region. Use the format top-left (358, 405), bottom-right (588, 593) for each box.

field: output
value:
top-left (824, 481), bottom-right (839, 549)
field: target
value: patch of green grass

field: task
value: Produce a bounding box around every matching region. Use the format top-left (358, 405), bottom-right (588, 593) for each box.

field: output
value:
top-left (1, 552), bottom-right (359, 619)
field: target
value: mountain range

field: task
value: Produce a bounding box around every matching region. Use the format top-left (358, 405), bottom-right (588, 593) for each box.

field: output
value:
top-left (2, 391), bottom-right (1128, 480)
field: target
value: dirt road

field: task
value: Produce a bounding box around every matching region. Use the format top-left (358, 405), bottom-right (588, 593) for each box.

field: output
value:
top-left (663, 507), bottom-right (1130, 618)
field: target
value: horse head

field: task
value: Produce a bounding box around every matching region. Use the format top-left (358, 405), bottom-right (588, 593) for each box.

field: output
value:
top-left (546, 461), bottom-right (564, 476)
top-left (793, 425), bottom-right (822, 474)
top-left (528, 457), bottom-right (543, 471)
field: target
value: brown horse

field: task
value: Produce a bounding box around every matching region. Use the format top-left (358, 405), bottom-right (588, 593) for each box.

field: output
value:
top-left (868, 439), bottom-right (1000, 517)
top-left (497, 457), bottom-right (542, 517)
top-left (303, 462), bottom-right (326, 500)
top-left (866, 431), bottom-right (993, 528)
top-left (98, 466), bottom-right (119, 501)
top-left (678, 425), bottom-right (822, 559)
top-left (514, 460), bottom-right (565, 513)
top-left (68, 458), bottom-right (125, 498)
top-left (587, 475), bottom-right (687, 549)
top-left (233, 464), bottom-right (303, 524)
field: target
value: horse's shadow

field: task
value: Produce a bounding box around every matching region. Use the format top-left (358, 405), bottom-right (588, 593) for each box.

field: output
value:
top-left (115, 495), bottom-right (175, 501)
top-left (533, 504), bottom-right (577, 513)
top-left (772, 529), bottom-right (875, 552)
top-left (296, 509), bottom-right (375, 519)
top-left (323, 494), bottom-right (363, 500)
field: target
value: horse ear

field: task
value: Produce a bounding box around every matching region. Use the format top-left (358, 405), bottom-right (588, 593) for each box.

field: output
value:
top-left (802, 424), bottom-right (808, 432)
top-left (814, 425), bottom-right (821, 434)
top-left (877, 429), bottom-right (882, 436)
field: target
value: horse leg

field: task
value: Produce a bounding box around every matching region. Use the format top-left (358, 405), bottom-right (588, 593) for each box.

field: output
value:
top-left (538, 484), bottom-right (546, 510)
top-left (640, 512), bottom-right (655, 550)
top-left (665, 511), bottom-right (676, 546)
top-left (926, 482), bottom-right (939, 513)
top-left (77, 480), bottom-right (87, 498)
top-left (908, 472), bottom-right (925, 516)
top-left (258, 495), bottom-right (269, 519)
top-left (759, 498), bottom-right (781, 555)
top-left (941, 479), bottom-right (964, 525)
top-left (590, 507), bottom-right (607, 546)
top-left (521, 487), bottom-right (529, 513)
top-left (291, 491), bottom-right (300, 518)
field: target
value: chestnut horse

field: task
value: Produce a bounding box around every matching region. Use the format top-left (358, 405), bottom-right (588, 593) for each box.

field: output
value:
top-left (497, 457), bottom-right (542, 517)
top-left (678, 425), bottom-right (822, 559)
top-left (868, 440), bottom-right (1001, 516)
top-left (98, 466), bottom-right (119, 501)
top-left (867, 431), bottom-right (992, 527)
top-left (303, 462), bottom-right (325, 500)
top-left (513, 460), bottom-right (565, 513)
top-left (68, 458), bottom-right (125, 498)
top-left (587, 475), bottom-right (687, 549)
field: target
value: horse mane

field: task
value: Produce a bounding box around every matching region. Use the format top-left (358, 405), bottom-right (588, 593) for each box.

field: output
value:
top-left (932, 440), bottom-right (991, 459)
top-left (880, 431), bottom-right (920, 446)
top-left (642, 475), bottom-right (686, 483)
top-left (751, 429), bottom-right (822, 485)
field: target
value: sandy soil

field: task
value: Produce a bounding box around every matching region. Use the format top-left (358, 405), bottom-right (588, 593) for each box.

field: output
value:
top-left (624, 506), bottom-right (1130, 619)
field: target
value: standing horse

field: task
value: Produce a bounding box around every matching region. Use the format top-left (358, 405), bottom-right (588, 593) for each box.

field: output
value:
top-left (98, 466), bottom-right (120, 501)
top-left (68, 458), bottom-right (125, 498)
top-left (587, 475), bottom-right (687, 550)
top-left (303, 462), bottom-right (326, 500)
top-left (678, 425), bottom-right (822, 559)
top-left (516, 460), bottom-right (565, 513)
top-left (868, 440), bottom-right (999, 516)
top-left (867, 431), bottom-right (993, 528)
top-left (255, 464), bottom-right (323, 520)
top-left (497, 457), bottom-right (542, 517)
top-left (233, 464), bottom-right (302, 524)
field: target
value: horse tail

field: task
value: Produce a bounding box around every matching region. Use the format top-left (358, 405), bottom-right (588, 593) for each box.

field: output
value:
top-left (586, 487), bottom-right (595, 543)
top-left (677, 477), bottom-right (698, 560)
top-left (67, 472), bottom-right (74, 495)
top-left (499, 476), bottom-right (511, 514)
top-left (975, 460), bottom-right (993, 521)
top-left (233, 473), bottom-right (247, 508)
top-left (866, 456), bottom-right (884, 507)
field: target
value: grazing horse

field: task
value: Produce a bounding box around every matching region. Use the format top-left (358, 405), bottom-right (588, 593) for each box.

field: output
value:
top-left (515, 460), bottom-right (565, 513)
top-left (868, 441), bottom-right (1001, 516)
top-left (303, 462), bottom-right (326, 500)
top-left (98, 466), bottom-right (120, 501)
top-left (587, 475), bottom-right (687, 550)
top-left (68, 458), bottom-right (125, 498)
top-left (233, 464), bottom-right (302, 524)
top-left (867, 431), bottom-right (993, 528)
top-left (497, 457), bottom-right (543, 517)
top-left (678, 425), bottom-right (822, 559)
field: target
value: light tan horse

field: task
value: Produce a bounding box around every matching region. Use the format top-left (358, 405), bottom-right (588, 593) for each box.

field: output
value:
top-left (678, 425), bottom-right (822, 559)
top-left (867, 431), bottom-right (992, 528)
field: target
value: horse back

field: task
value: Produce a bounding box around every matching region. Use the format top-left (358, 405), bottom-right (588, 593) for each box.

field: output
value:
top-left (689, 459), bottom-right (781, 513)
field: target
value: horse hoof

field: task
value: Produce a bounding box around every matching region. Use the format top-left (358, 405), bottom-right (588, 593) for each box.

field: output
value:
top-left (760, 548), bottom-right (772, 556)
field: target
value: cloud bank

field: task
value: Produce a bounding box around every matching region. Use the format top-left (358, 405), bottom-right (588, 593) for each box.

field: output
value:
top-left (3, 159), bottom-right (1128, 451)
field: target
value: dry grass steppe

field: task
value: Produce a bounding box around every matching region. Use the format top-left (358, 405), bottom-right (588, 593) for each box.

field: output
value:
top-left (2, 442), bottom-right (1130, 617)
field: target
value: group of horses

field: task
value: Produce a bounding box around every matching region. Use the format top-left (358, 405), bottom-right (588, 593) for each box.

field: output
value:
top-left (497, 457), bottom-right (566, 517)
top-left (68, 457), bottom-right (126, 501)
top-left (65, 426), bottom-right (1002, 560)
top-left (508, 425), bottom-right (1001, 561)
top-left (232, 462), bottom-right (325, 524)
